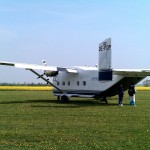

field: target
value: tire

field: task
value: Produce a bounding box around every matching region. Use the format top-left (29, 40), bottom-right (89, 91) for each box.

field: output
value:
top-left (60, 95), bottom-right (69, 103)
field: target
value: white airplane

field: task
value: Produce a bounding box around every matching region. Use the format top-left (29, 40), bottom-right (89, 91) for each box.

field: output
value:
top-left (1, 38), bottom-right (150, 103)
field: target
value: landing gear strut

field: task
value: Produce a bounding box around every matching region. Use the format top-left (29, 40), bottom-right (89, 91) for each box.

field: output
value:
top-left (99, 96), bottom-right (108, 104)
top-left (103, 97), bottom-right (108, 104)
top-left (94, 95), bottom-right (108, 104)
top-left (57, 96), bottom-right (60, 101)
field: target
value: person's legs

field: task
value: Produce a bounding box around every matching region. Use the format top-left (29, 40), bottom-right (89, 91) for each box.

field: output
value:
top-left (119, 96), bottom-right (123, 106)
top-left (132, 94), bottom-right (136, 105)
top-left (130, 95), bottom-right (135, 105)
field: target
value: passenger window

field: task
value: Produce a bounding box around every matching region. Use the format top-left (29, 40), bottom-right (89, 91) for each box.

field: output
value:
top-left (62, 81), bottom-right (65, 86)
top-left (83, 81), bottom-right (86, 86)
top-left (77, 81), bottom-right (80, 86)
top-left (57, 82), bottom-right (59, 86)
top-left (68, 81), bottom-right (70, 86)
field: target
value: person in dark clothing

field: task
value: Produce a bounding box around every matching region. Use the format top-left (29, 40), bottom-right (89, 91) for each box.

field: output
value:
top-left (118, 84), bottom-right (124, 106)
top-left (128, 84), bottom-right (136, 106)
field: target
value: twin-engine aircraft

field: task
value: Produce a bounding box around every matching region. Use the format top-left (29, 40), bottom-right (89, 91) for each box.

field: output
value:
top-left (1, 38), bottom-right (150, 103)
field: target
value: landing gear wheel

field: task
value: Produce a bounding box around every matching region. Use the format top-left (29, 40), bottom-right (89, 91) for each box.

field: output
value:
top-left (60, 95), bottom-right (69, 103)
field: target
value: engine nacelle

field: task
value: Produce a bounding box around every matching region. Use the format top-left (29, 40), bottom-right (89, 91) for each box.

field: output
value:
top-left (45, 71), bottom-right (58, 77)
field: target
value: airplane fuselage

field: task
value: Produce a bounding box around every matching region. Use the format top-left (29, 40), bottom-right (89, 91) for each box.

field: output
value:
top-left (52, 66), bottom-right (144, 98)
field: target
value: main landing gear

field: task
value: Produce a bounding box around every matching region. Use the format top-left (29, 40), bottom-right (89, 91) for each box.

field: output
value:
top-left (94, 96), bottom-right (108, 104)
top-left (57, 95), bottom-right (69, 103)
top-left (57, 95), bottom-right (108, 104)
top-left (102, 96), bottom-right (108, 104)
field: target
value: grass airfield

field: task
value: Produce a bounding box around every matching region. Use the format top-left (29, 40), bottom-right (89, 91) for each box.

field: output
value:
top-left (0, 90), bottom-right (149, 150)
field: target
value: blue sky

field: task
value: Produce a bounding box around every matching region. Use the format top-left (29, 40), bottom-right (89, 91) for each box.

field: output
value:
top-left (0, 0), bottom-right (150, 83)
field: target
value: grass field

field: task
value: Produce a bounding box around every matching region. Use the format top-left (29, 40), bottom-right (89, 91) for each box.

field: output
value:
top-left (0, 91), bottom-right (149, 150)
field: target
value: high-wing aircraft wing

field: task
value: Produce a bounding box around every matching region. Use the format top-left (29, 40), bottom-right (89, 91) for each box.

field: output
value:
top-left (0, 61), bottom-right (78, 73)
top-left (113, 69), bottom-right (150, 77)
top-left (0, 60), bottom-right (78, 93)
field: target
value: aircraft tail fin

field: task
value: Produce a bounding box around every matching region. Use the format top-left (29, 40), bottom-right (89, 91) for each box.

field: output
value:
top-left (98, 38), bottom-right (112, 81)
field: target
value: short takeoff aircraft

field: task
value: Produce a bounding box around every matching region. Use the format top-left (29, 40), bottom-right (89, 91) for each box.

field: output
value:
top-left (1, 38), bottom-right (150, 103)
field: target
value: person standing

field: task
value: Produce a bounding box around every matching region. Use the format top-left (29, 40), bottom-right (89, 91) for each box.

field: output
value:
top-left (118, 84), bottom-right (124, 106)
top-left (128, 84), bottom-right (136, 106)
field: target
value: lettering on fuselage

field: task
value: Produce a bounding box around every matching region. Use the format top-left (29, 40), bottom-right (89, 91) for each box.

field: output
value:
top-left (53, 77), bottom-right (57, 81)
top-left (99, 42), bottom-right (111, 51)
top-left (91, 77), bottom-right (98, 81)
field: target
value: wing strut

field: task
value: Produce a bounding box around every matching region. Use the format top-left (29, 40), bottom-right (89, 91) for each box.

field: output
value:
top-left (28, 69), bottom-right (63, 93)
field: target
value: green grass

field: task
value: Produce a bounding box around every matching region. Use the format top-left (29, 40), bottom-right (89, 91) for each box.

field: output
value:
top-left (0, 91), bottom-right (149, 150)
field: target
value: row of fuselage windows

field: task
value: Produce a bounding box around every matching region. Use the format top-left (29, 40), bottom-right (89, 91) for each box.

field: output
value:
top-left (57, 81), bottom-right (86, 86)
